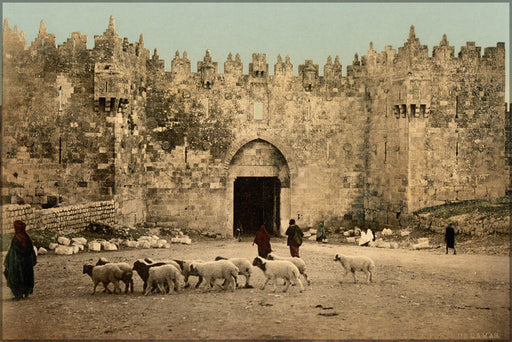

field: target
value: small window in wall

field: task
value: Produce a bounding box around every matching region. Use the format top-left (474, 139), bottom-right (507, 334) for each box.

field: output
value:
top-left (394, 105), bottom-right (400, 118)
top-left (254, 102), bottom-right (263, 120)
top-left (420, 104), bottom-right (426, 117)
top-left (99, 97), bottom-right (106, 111)
top-left (411, 104), bottom-right (417, 117)
top-left (307, 99), bottom-right (311, 119)
top-left (401, 104), bottom-right (407, 118)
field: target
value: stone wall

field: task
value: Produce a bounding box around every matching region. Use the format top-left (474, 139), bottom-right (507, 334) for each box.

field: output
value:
top-left (364, 29), bottom-right (507, 224)
top-left (2, 19), bottom-right (507, 236)
top-left (142, 52), bottom-right (367, 234)
top-left (2, 17), bottom-right (148, 227)
top-left (1, 200), bottom-right (115, 234)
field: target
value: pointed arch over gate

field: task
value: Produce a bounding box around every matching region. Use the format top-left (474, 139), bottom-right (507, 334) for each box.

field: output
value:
top-left (224, 135), bottom-right (294, 237)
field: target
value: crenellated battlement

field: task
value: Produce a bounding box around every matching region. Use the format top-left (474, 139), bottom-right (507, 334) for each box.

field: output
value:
top-left (3, 19), bottom-right (505, 84)
top-left (354, 26), bottom-right (505, 75)
top-left (3, 16), bottom-right (149, 64)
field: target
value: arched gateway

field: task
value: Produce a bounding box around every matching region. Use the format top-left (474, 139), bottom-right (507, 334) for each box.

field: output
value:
top-left (225, 139), bottom-right (291, 237)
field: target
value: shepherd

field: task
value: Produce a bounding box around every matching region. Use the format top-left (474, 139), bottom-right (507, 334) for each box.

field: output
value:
top-left (285, 219), bottom-right (303, 257)
top-left (3, 220), bottom-right (37, 300)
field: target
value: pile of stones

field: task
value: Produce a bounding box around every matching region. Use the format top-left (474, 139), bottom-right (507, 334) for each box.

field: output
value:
top-left (39, 232), bottom-right (192, 255)
top-left (340, 227), bottom-right (408, 249)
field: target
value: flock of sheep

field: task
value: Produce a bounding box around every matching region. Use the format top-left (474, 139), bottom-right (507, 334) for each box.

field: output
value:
top-left (82, 253), bottom-right (376, 295)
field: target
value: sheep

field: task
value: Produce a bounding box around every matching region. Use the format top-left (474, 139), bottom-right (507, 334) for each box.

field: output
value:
top-left (95, 257), bottom-right (133, 293)
top-left (144, 264), bottom-right (185, 296)
top-left (215, 256), bottom-right (253, 288)
top-left (189, 260), bottom-right (239, 292)
top-left (266, 253), bottom-right (310, 286)
top-left (144, 257), bottom-right (182, 274)
top-left (252, 257), bottom-right (304, 293)
top-left (82, 263), bottom-right (125, 295)
top-left (173, 259), bottom-right (204, 288)
top-left (132, 259), bottom-right (169, 293)
top-left (334, 254), bottom-right (375, 283)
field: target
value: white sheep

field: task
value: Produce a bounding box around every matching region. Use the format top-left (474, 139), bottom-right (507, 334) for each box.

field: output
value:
top-left (173, 259), bottom-right (204, 288)
top-left (82, 264), bottom-right (125, 294)
top-left (144, 258), bottom-right (182, 273)
top-left (266, 253), bottom-right (310, 285)
top-left (95, 257), bottom-right (133, 293)
top-left (215, 256), bottom-right (253, 288)
top-left (334, 254), bottom-right (375, 283)
top-left (144, 264), bottom-right (185, 296)
top-left (252, 257), bottom-right (304, 293)
top-left (189, 260), bottom-right (239, 292)
top-left (133, 259), bottom-right (173, 293)
top-left (141, 258), bottom-right (184, 293)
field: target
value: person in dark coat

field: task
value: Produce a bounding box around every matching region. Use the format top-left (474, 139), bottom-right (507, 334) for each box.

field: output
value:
top-left (285, 219), bottom-right (303, 257)
top-left (316, 221), bottom-right (326, 242)
top-left (253, 224), bottom-right (272, 258)
top-left (445, 223), bottom-right (456, 255)
top-left (4, 220), bottom-right (37, 300)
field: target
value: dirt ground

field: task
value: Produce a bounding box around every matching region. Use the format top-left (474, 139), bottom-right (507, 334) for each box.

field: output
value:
top-left (2, 237), bottom-right (510, 340)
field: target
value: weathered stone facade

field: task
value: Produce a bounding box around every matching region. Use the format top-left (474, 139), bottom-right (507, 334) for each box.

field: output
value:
top-left (2, 18), bottom-right (507, 236)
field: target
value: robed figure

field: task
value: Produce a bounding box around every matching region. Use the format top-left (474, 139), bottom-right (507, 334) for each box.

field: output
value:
top-left (4, 220), bottom-right (37, 300)
top-left (253, 224), bottom-right (272, 258)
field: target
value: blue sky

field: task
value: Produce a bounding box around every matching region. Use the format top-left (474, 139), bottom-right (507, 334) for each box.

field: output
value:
top-left (2, 2), bottom-right (510, 101)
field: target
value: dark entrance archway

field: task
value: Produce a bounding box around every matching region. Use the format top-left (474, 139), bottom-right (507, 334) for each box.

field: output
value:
top-left (233, 177), bottom-right (280, 236)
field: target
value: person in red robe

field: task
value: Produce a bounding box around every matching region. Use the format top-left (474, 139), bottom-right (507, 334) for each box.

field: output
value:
top-left (4, 220), bottom-right (37, 300)
top-left (253, 224), bottom-right (272, 258)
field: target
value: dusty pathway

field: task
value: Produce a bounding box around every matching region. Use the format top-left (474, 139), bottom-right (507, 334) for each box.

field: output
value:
top-left (2, 238), bottom-right (509, 340)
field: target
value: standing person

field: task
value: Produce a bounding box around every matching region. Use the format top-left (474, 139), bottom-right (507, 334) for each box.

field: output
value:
top-left (445, 223), bottom-right (456, 255)
top-left (253, 224), bottom-right (272, 258)
top-left (236, 224), bottom-right (243, 242)
top-left (316, 221), bottom-right (326, 242)
top-left (3, 220), bottom-right (37, 300)
top-left (285, 219), bottom-right (303, 257)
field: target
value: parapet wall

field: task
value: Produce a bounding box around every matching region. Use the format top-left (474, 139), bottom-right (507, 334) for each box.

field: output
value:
top-left (1, 200), bottom-right (115, 234)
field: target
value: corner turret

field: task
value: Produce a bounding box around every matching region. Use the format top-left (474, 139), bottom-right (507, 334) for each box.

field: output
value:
top-left (397, 25), bottom-right (428, 62)
top-left (93, 16), bottom-right (123, 60)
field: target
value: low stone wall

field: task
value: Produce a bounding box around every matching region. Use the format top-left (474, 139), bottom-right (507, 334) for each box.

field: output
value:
top-left (416, 213), bottom-right (510, 236)
top-left (2, 201), bottom-right (115, 234)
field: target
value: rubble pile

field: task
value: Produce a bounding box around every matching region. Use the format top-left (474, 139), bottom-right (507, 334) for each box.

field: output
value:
top-left (334, 226), bottom-right (425, 250)
top-left (42, 225), bottom-right (193, 255)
